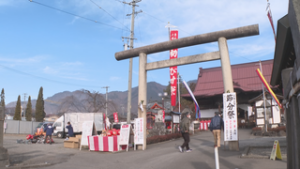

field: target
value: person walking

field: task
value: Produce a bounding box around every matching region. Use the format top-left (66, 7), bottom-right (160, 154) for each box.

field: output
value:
top-left (209, 112), bottom-right (224, 148)
top-left (44, 123), bottom-right (54, 145)
top-left (66, 122), bottom-right (74, 139)
top-left (178, 111), bottom-right (192, 153)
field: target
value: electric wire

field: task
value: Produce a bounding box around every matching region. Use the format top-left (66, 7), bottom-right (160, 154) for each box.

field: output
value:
top-left (29, 0), bottom-right (130, 32)
top-left (142, 11), bottom-right (192, 36)
top-left (89, 0), bottom-right (130, 31)
top-left (0, 64), bottom-right (102, 88)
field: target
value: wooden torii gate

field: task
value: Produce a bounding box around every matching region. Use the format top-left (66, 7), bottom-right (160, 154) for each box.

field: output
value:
top-left (115, 24), bottom-right (259, 151)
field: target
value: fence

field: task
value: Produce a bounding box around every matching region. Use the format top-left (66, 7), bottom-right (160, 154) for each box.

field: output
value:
top-left (4, 120), bottom-right (41, 134)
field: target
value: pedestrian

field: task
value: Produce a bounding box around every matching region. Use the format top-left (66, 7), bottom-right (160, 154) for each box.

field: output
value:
top-left (178, 111), bottom-right (192, 153)
top-left (66, 122), bottom-right (74, 140)
top-left (209, 112), bottom-right (224, 148)
top-left (44, 123), bottom-right (54, 145)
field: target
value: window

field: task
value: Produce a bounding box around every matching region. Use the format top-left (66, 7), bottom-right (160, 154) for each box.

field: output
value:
top-left (54, 122), bottom-right (61, 127)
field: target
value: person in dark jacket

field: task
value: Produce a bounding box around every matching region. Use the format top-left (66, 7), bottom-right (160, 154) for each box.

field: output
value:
top-left (66, 122), bottom-right (74, 138)
top-left (44, 123), bottom-right (54, 144)
top-left (209, 112), bottom-right (224, 148)
top-left (178, 110), bottom-right (192, 153)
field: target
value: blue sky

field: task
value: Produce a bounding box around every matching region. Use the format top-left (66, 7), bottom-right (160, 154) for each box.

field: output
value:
top-left (0, 0), bottom-right (288, 104)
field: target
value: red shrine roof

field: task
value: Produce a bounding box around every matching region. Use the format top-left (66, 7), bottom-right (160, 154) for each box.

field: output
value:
top-left (185, 60), bottom-right (274, 98)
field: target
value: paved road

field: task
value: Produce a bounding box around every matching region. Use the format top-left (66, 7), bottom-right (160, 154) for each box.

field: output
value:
top-left (4, 129), bottom-right (287, 169)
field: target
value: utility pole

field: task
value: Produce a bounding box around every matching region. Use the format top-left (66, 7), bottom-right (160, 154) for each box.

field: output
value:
top-left (121, 0), bottom-right (142, 124)
top-left (22, 93), bottom-right (27, 118)
top-left (259, 61), bottom-right (268, 133)
top-left (102, 86), bottom-right (109, 117)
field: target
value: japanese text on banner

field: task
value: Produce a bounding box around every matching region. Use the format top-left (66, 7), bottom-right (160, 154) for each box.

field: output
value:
top-left (223, 93), bottom-right (238, 141)
top-left (169, 30), bottom-right (178, 106)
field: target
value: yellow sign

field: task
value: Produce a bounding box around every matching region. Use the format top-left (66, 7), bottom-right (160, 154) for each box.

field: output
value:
top-left (270, 140), bottom-right (282, 160)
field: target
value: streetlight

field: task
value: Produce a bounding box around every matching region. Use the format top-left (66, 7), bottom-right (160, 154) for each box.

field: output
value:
top-left (158, 92), bottom-right (168, 110)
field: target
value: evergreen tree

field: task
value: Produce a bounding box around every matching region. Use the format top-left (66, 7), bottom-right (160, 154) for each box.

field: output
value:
top-left (1, 88), bottom-right (5, 120)
top-left (25, 96), bottom-right (32, 121)
top-left (13, 95), bottom-right (21, 120)
top-left (35, 87), bottom-right (45, 122)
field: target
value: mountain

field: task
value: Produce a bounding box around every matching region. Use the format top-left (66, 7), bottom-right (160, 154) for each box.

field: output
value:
top-left (6, 80), bottom-right (197, 116)
top-left (6, 81), bottom-right (168, 116)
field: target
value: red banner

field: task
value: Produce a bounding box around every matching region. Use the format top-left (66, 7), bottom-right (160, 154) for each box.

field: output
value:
top-left (113, 112), bottom-right (119, 123)
top-left (266, 2), bottom-right (276, 42)
top-left (170, 30), bottom-right (178, 106)
top-left (163, 110), bottom-right (165, 123)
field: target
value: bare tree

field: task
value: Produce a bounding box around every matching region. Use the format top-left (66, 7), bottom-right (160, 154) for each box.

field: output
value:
top-left (57, 90), bottom-right (118, 115)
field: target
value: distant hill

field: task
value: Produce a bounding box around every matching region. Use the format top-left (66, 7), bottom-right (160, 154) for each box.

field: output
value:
top-left (6, 81), bottom-right (172, 116)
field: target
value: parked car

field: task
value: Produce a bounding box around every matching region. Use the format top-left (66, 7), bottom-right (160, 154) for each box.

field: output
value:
top-left (35, 122), bottom-right (53, 134)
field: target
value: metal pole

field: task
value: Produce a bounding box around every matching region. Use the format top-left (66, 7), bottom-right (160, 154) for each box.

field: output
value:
top-left (214, 147), bottom-right (220, 169)
top-left (259, 60), bottom-right (268, 133)
top-left (102, 86), bottom-right (109, 118)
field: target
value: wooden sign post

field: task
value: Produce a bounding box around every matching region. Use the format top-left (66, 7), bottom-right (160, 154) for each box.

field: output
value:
top-left (270, 140), bottom-right (282, 160)
top-left (134, 118), bottom-right (144, 150)
top-left (119, 124), bottom-right (131, 152)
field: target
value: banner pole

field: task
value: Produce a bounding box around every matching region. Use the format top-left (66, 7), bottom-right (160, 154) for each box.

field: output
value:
top-left (214, 147), bottom-right (220, 169)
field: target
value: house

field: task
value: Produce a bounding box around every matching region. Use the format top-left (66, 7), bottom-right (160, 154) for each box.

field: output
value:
top-left (182, 59), bottom-right (283, 126)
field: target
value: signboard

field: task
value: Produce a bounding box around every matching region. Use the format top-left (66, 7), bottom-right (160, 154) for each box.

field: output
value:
top-left (223, 93), bottom-right (238, 141)
top-left (169, 30), bottom-right (178, 106)
top-left (134, 118), bottom-right (144, 150)
top-left (257, 119), bottom-right (265, 125)
top-left (155, 110), bottom-right (163, 123)
top-left (270, 140), bottom-right (282, 160)
top-left (173, 115), bottom-right (180, 123)
top-left (80, 121), bottom-right (94, 150)
top-left (119, 124), bottom-right (131, 151)
top-left (247, 106), bottom-right (253, 117)
top-left (189, 122), bottom-right (194, 134)
top-left (113, 112), bottom-right (119, 123)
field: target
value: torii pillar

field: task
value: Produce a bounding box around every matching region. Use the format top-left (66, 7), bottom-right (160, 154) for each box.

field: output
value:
top-left (115, 24), bottom-right (259, 151)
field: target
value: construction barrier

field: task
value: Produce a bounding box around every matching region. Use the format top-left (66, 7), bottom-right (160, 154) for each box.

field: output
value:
top-left (88, 135), bottom-right (120, 152)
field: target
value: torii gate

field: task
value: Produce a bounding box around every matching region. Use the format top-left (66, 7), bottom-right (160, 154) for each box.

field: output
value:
top-left (115, 24), bottom-right (259, 151)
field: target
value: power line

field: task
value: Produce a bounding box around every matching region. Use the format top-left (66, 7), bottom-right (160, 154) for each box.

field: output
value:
top-left (89, 0), bottom-right (130, 31)
top-left (29, 0), bottom-right (130, 32)
top-left (0, 64), bottom-right (102, 88)
top-left (142, 11), bottom-right (192, 36)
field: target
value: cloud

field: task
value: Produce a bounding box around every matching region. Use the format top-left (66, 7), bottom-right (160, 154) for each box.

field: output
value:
top-left (0, 55), bottom-right (47, 65)
top-left (43, 66), bottom-right (58, 75)
top-left (43, 61), bottom-right (89, 81)
top-left (59, 76), bottom-right (88, 81)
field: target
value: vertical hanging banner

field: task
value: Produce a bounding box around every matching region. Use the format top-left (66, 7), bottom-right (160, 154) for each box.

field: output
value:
top-left (170, 30), bottom-right (178, 106)
top-left (113, 112), bottom-right (119, 123)
top-left (182, 80), bottom-right (201, 118)
top-left (134, 118), bottom-right (144, 150)
top-left (223, 93), bottom-right (238, 141)
top-left (266, 2), bottom-right (276, 42)
top-left (162, 110), bottom-right (165, 123)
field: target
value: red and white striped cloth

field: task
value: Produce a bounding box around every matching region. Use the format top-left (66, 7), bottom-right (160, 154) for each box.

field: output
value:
top-left (88, 135), bottom-right (119, 152)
